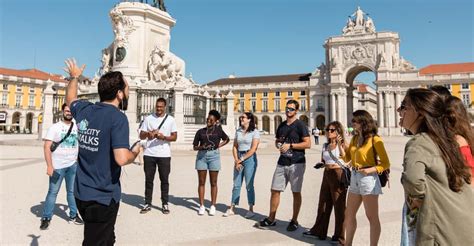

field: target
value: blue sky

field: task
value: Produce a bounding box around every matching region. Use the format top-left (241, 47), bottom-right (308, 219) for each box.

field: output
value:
top-left (0, 0), bottom-right (473, 85)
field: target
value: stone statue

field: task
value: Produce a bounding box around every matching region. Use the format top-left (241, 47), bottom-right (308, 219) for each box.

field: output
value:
top-left (378, 51), bottom-right (387, 68)
top-left (110, 7), bottom-right (136, 48)
top-left (392, 54), bottom-right (399, 69)
top-left (351, 6), bottom-right (365, 26)
top-left (365, 16), bottom-right (376, 33)
top-left (400, 56), bottom-right (416, 70)
top-left (342, 17), bottom-right (355, 34)
top-left (100, 48), bottom-right (112, 75)
top-left (147, 46), bottom-right (185, 83)
top-left (154, 0), bottom-right (166, 12)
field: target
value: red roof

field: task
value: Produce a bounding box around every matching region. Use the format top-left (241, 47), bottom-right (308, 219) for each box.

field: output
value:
top-left (207, 73), bottom-right (311, 86)
top-left (0, 67), bottom-right (67, 83)
top-left (419, 62), bottom-right (474, 75)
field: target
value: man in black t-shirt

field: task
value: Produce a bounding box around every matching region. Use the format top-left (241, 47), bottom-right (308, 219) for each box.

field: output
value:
top-left (256, 100), bottom-right (311, 231)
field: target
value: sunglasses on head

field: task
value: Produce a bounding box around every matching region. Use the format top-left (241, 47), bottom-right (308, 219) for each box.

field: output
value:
top-left (285, 107), bottom-right (296, 112)
top-left (325, 128), bottom-right (337, 133)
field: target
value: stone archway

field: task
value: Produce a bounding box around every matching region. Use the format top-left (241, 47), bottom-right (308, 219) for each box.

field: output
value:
top-left (316, 115), bottom-right (325, 130)
top-left (344, 65), bottom-right (376, 123)
top-left (26, 112), bottom-right (34, 134)
top-left (262, 115), bottom-right (270, 133)
top-left (12, 112), bottom-right (21, 133)
top-left (299, 115), bottom-right (309, 126)
top-left (274, 115), bottom-right (282, 133)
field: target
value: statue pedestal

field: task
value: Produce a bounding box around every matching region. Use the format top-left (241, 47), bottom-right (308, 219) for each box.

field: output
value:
top-left (109, 2), bottom-right (176, 80)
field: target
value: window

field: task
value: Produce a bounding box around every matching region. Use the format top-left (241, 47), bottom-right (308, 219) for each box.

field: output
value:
top-left (1, 92), bottom-right (7, 105)
top-left (240, 92), bottom-right (244, 98)
top-left (274, 99), bottom-right (280, 112)
top-left (29, 86), bottom-right (35, 93)
top-left (287, 91), bottom-right (293, 97)
top-left (15, 95), bottom-right (22, 107)
top-left (444, 84), bottom-right (452, 90)
top-left (300, 90), bottom-right (306, 96)
top-left (462, 83), bottom-right (469, 90)
top-left (300, 99), bottom-right (306, 111)
top-left (2, 84), bottom-right (7, 90)
top-left (16, 85), bottom-right (22, 93)
top-left (263, 92), bottom-right (268, 97)
top-left (275, 91), bottom-right (280, 97)
top-left (317, 98), bottom-right (323, 111)
top-left (29, 95), bottom-right (35, 107)
top-left (462, 93), bottom-right (471, 107)
top-left (263, 100), bottom-right (268, 112)
top-left (251, 92), bottom-right (256, 98)
top-left (251, 100), bottom-right (256, 112)
top-left (240, 101), bottom-right (244, 112)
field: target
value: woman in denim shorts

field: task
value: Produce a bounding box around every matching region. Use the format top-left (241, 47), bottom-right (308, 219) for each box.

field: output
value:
top-left (193, 110), bottom-right (229, 216)
top-left (223, 112), bottom-right (260, 219)
top-left (343, 110), bottom-right (390, 246)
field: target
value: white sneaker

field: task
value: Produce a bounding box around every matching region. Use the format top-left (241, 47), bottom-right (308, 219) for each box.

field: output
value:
top-left (223, 208), bottom-right (235, 217)
top-left (244, 210), bottom-right (255, 219)
top-left (209, 205), bottom-right (216, 216)
top-left (198, 205), bottom-right (206, 216)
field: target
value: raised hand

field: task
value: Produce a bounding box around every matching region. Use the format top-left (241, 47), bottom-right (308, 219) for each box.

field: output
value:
top-left (63, 58), bottom-right (85, 78)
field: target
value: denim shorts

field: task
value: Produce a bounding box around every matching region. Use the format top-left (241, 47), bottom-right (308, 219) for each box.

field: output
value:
top-left (271, 163), bottom-right (306, 192)
top-left (348, 169), bottom-right (383, 195)
top-left (195, 149), bottom-right (221, 171)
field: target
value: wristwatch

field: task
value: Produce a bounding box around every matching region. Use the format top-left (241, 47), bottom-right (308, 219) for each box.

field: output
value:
top-left (290, 143), bottom-right (293, 149)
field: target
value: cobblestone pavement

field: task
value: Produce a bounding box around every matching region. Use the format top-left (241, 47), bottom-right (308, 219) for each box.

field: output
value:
top-left (0, 134), bottom-right (409, 245)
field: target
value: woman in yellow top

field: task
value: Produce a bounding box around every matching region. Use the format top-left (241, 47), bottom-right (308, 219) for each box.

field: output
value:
top-left (343, 110), bottom-right (390, 246)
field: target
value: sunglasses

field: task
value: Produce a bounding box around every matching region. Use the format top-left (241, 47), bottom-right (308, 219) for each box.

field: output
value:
top-left (285, 107), bottom-right (296, 112)
top-left (325, 128), bottom-right (337, 133)
top-left (399, 103), bottom-right (407, 111)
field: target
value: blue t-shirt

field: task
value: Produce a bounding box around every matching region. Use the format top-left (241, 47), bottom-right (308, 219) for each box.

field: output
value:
top-left (71, 100), bottom-right (130, 205)
top-left (235, 127), bottom-right (260, 151)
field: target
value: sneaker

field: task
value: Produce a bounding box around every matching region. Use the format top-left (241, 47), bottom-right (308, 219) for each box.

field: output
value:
top-left (302, 231), bottom-right (319, 239)
top-left (198, 205), bottom-right (206, 216)
top-left (255, 217), bottom-right (276, 229)
top-left (244, 210), bottom-right (255, 219)
top-left (69, 216), bottom-right (84, 225)
top-left (287, 220), bottom-right (299, 232)
top-left (223, 208), bottom-right (235, 217)
top-left (140, 204), bottom-right (152, 214)
top-left (40, 218), bottom-right (50, 230)
top-left (209, 205), bottom-right (216, 216)
top-left (162, 204), bottom-right (170, 214)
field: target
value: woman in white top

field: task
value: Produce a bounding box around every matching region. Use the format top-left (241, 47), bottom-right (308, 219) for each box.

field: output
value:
top-left (303, 121), bottom-right (347, 245)
top-left (224, 112), bottom-right (260, 218)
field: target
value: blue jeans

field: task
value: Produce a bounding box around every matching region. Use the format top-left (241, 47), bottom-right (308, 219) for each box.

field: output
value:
top-left (42, 163), bottom-right (78, 220)
top-left (231, 152), bottom-right (257, 206)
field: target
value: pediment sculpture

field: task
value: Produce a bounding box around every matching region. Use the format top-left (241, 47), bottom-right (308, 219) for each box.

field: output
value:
top-left (147, 46), bottom-right (186, 85)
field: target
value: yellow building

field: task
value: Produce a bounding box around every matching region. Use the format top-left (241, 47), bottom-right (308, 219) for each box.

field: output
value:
top-left (0, 67), bottom-right (67, 133)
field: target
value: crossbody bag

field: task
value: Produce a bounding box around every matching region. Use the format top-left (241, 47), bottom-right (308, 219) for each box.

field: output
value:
top-left (326, 143), bottom-right (351, 188)
top-left (50, 122), bottom-right (74, 152)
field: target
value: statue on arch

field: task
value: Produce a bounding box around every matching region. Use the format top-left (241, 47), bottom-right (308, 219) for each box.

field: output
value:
top-left (342, 17), bottom-right (355, 34)
top-left (351, 6), bottom-right (365, 26)
top-left (153, 0), bottom-right (166, 12)
top-left (365, 16), bottom-right (376, 33)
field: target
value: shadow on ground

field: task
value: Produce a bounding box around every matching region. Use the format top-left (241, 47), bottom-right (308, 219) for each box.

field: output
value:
top-left (30, 202), bottom-right (70, 221)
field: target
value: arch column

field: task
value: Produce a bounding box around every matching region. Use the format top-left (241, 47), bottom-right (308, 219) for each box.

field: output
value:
top-left (324, 95), bottom-right (329, 125)
top-left (32, 115), bottom-right (38, 134)
top-left (269, 116), bottom-right (275, 135)
top-left (330, 93), bottom-right (336, 122)
top-left (395, 91), bottom-right (401, 131)
top-left (338, 92), bottom-right (347, 127)
top-left (377, 91), bottom-right (384, 129)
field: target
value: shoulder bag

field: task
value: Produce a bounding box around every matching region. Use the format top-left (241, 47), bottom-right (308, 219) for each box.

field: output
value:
top-left (50, 122), bottom-right (74, 152)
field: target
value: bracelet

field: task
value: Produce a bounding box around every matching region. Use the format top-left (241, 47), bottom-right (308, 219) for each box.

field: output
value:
top-left (68, 76), bottom-right (79, 81)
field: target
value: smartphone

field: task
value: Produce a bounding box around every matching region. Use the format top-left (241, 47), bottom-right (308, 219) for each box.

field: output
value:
top-left (50, 171), bottom-right (61, 184)
top-left (314, 162), bottom-right (325, 169)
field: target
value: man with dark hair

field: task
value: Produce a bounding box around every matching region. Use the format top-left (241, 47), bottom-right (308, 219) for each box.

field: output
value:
top-left (64, 59), bottom-right (140, 245)
top-left (256, 99), bottom-right (311, 231)
top-left (139, 97), bottom-right (177, 214)
top-left (40, 103), bottom-right (82, 230)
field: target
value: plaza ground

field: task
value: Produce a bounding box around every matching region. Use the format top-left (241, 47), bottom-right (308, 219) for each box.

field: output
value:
top-left (0, 134), bottom-right (409, 245)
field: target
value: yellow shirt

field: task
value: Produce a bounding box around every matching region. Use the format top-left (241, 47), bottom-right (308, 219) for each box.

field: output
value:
top-left (344, 135), bottom-right (390, 173)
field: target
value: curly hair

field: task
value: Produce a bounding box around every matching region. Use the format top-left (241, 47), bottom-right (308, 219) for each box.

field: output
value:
top-left (406, 88), bottom-right (470, 191)
top-left (352, 110), bottom-right (378, 145)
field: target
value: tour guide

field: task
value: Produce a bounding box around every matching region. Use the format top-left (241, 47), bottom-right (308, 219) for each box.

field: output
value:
top-left (64, 58), bottom-right (141, 245)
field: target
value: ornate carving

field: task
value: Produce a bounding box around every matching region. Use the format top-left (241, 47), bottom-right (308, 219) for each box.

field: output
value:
top-left (110, 7), bottom-right (136, 49)
top-left (399, 57), bottom-right (416, 71)
top-left (147, 46), bottom-right (185, 84)
top-left (99, 48), bottom-right (112, 75)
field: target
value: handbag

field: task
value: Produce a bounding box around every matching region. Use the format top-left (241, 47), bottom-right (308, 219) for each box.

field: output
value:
top-left (372, 137), bottom-right (390, 187)
top-left (50, 122), bottom-right (74, 152)
top-left (327, 143), bottom-right (351, 188)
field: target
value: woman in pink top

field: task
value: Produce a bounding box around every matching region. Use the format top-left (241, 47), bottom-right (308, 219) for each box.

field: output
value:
top-left (445, 96), bottom-right (474, 185)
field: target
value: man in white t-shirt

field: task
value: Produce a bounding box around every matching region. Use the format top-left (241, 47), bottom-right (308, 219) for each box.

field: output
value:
top-left (312, 127), bottom-right (320, 145)
top-left (139, 98), bottom-right (177, 214)
top-left (40, 103), bottom-right (82, 230)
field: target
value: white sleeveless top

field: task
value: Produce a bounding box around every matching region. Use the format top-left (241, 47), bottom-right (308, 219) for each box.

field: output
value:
top-left (321, 143), bottom-right (343, 165)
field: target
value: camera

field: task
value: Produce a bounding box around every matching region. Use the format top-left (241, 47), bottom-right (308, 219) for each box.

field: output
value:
top-left (314, 162), bottom-right (325, 169)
